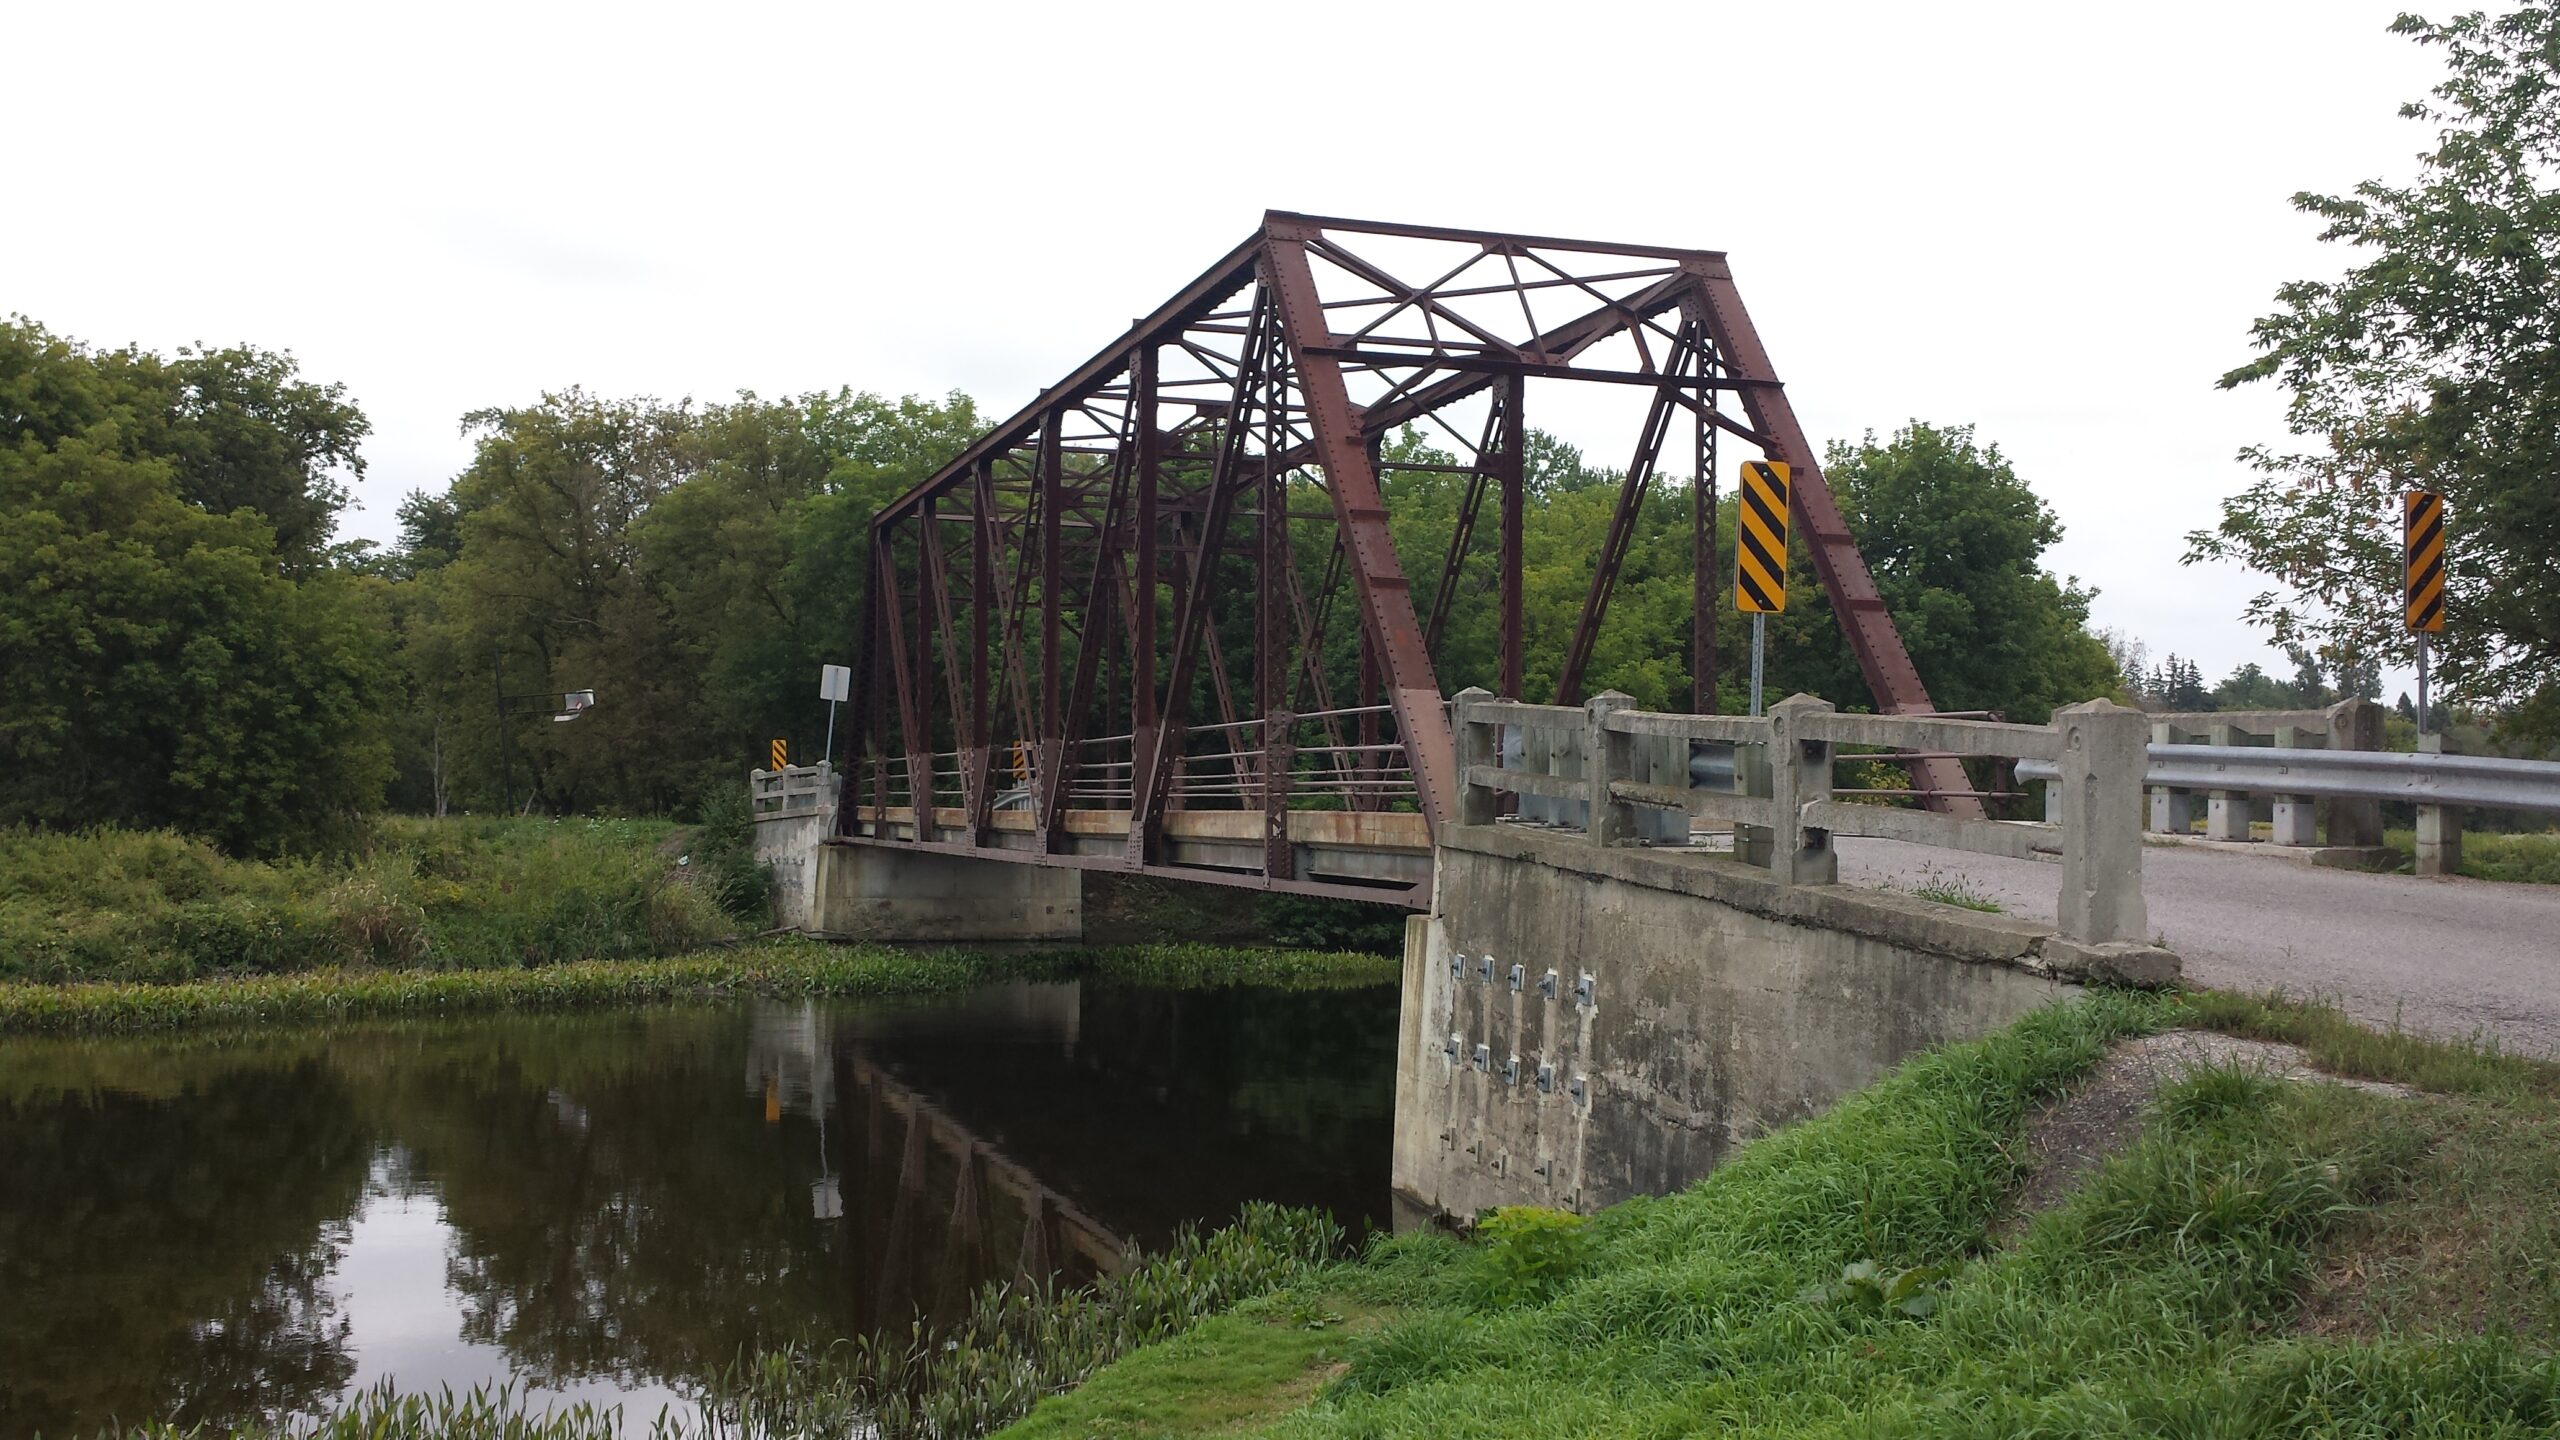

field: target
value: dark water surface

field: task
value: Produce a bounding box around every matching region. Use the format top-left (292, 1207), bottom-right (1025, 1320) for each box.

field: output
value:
top-left (0, 980), bottom-right (1398, 1438)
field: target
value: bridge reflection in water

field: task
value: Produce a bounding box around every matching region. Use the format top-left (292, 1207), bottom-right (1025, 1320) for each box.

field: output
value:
top-left (0, 980), bottom-right (1396, 1440)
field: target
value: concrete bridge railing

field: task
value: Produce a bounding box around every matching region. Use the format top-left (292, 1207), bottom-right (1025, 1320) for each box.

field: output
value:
top-left (1451, 688), bottom-right (2152, 947)
top-left (750, 763), bottom-right (837, 929)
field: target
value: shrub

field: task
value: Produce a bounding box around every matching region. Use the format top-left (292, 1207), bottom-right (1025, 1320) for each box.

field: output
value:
top-left (1256, 893), bottom-right (1408, 954)
top-left (1466, 1205), bottom-right (1593, 1307)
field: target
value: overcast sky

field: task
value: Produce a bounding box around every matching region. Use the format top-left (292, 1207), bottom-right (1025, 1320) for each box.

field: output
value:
top-left (10, 1), bottom-right (2450, 690)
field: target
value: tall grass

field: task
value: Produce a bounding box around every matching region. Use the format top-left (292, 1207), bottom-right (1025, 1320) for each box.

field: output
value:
top-left (1226, 993), bottom-right (2559, 1438)
top-left (0, 939), bottom-right (1403, 1035)
top-left (695, 1203), bottom-right (1345, 1439)
top-left (0, 819), bottom-right (733, 983)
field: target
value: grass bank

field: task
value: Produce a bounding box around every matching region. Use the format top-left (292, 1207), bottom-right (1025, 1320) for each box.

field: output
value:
top-left (0, 938), bottom-right (1400, 1035)
top-left (996, 989), bottom-right (2560, 1438)
top-left (0, 817), bottom-right (751, 984)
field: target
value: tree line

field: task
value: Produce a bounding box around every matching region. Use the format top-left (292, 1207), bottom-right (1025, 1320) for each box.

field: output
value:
top-left (2, 311), bottom-right (2127, 853)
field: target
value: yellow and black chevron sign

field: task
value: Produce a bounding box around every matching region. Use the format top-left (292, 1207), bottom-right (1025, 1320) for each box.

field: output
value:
top-left (2404, 489), bottom-right (2446, 634)
top-left (770, 737), bottom-right (789, 771)
top-left (1736, 460), bottom-right (1791, 614)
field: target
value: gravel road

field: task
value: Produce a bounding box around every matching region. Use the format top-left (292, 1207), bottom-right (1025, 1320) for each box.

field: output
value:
top-left (1832, 836), bottom-right (2560, 1057)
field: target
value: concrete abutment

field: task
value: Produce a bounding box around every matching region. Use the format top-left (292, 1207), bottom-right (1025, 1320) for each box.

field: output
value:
top-left (1393, 825), bottom-right (2174, 1220)
top-left (808, 841), bottom-right (1084, 943)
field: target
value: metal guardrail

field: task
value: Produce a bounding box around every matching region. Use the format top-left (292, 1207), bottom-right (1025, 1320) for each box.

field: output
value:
top-left (2017, 746), bottom-right (2560, 815)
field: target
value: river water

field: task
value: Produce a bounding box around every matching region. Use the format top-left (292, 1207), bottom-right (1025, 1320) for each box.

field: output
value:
top-left (0, 979), bottom-right (1399, 1438)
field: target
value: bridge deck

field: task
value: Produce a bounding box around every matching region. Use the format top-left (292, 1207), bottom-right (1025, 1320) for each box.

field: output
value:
top-left (840, 805), bottom-right (1433, 903)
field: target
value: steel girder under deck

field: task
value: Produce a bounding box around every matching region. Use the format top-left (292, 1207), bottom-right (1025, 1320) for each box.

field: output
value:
top-left (839, 213), bottom-right (1974, 909)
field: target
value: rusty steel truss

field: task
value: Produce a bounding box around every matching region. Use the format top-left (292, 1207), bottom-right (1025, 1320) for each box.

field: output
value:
top-left (838, 213), bottom-right (1972, 906)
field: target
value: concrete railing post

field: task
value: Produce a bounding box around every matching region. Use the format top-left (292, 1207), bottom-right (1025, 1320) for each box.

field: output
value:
top-left (1766, 694), bottom-right (1838, 885)
top-left (2325, 698), bottom-right (2385, 847)
top-left (2415, 730), bottom-right (2464, 877)
top-left (2148, 721), bottom-right (2193, 835)
top-left (2270, 722), bottom-right (2317, 846)
top-left (1734, 724), bottom-right (1773, 868)
top-left (1585, 691), bottom-right (1637, 846)
top-left (2056, 699), bottom-right (2149, 945)
top-left (2205, 721), bottom-right (2252, 841)
top-left (1455, 688), bottom-right (1499, 827)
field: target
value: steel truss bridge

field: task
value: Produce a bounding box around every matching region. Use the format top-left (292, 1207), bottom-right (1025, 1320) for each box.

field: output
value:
top-left (837, 214), bottom-right (1970, 906)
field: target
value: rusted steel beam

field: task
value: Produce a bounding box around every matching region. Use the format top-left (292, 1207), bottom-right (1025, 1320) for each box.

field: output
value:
top-left (1125, 345), bottom-right (1161, 867)
top-left (1132, 283), bottom-right (1271, 834)
top-left (877, 536), bottom-right (933, 816)
top-left (1692, 393), bottom-right (1719, 714)
top-left (1261, 218), bottom-right (1457, 833)
top-left (1422, 400), bottom-right (1504, 662)
top-left (872, 235), bottom-right (1265, 527)
top-left (1045, 408), bottom-right (1137, 853)
top-left (845, 213), bottom-right (1978, 864)
top-left (1496, 373), bottom-right (1525, 702)
top-left (1684, 258), bottom-right (1979, 817)
top-left (1035, 412), bottom-right (1068, 843)
top-left (968, 461), bottom-right (996, 841)
top-left (920, 497), bottom-right (975, 817)
top-left (1554, 321), bottom-right (1696, 705)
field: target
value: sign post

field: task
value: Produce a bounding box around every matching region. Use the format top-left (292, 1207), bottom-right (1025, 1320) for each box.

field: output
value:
top-left (1735, 460), bottom-right (1791, 717)
top-left (819, 663), bottom-right (852, 766)
top-left (2405, 489), bottom-right (2446, 732)
top-left (770, 738), bottom-right (788, 772)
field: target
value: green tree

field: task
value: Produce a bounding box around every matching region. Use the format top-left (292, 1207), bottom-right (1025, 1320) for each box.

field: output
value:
top-left (0, 323), bottom-right (390, 851)
top-left (1785, 423), bottom-right (2122, 722)
top-left (0, 317), bottom-right (366, 571)
top-left (2193, 7), bottom-right (2560, 744)
top-left (395, 387), bottom-right (983, 814)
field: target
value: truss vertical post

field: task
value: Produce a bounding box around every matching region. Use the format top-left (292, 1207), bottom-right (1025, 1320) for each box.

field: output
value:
top-left (1036, 411), bottom-right (1065, 843)
top-left (968, 462), bottom-right (995, 841)
top-left (1497, 372), bottom-right (1525, 702)
top-left (1260, 377), bottom-right (1295, 881)
top-left (912, 512), bottom-right (937, 822)
top-left (1693, 399), bottom-right (1718, 713)
top-left (1126, 347), bottom-right (1160, 865)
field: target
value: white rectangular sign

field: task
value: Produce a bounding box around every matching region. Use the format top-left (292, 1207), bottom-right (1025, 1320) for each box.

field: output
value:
top-left (819, 664), bottom-right (852, 702)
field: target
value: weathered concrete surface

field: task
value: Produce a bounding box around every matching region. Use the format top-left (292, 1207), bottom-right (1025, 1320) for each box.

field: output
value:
top-left (753, 807), bottom-right (835, 932)
top-left (1394, 826), bottom-right (2173, 1218)
top-left (809, 841), bottom-right (1082, 942)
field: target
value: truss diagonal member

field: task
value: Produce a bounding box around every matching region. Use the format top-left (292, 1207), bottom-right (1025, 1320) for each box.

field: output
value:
top-left (1261, 217), bottom-right (1457, 833)
top-left (1682, 260), bottom-right (1982, 819)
